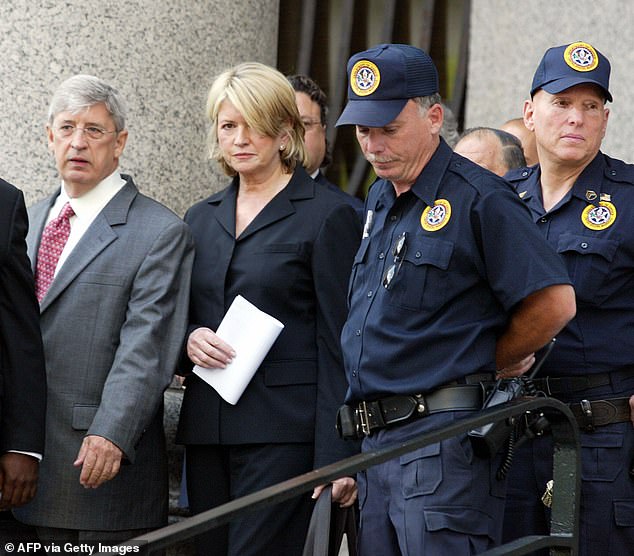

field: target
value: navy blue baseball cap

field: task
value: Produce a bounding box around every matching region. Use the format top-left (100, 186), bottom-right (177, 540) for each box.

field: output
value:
top-left (336, 43), bottom-right (439, 127)
top-left (530, 41), bottom-right (612, 102)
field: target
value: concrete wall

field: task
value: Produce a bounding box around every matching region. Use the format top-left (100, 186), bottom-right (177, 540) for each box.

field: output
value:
top-left (0, 0), bottom-right (279, 214)
top-left (465, 0), bottom-right (634, 162)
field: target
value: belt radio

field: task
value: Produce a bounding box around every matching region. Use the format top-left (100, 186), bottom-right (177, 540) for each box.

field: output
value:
top-left (468, 339), bottom-right (556, 465)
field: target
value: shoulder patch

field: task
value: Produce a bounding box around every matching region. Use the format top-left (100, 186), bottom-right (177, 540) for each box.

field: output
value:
top-left (421, 199), bottom-right (451, 231)
top-left (582, 201), bottom-right (616, 230)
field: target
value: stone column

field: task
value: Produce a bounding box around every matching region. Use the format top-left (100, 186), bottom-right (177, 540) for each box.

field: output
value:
top-left (0, 1), bottom-right (279, 551)
top-left (0, 0), bottom-right (279, 214)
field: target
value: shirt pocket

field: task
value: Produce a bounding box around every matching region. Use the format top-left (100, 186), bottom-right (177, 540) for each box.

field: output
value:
top-left (389, 236), bottom-right (454, 311)
top-left (557, 233), bottom-right (619, 304)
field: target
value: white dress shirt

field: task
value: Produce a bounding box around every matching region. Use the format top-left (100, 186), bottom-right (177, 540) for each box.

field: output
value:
top-left (44, 171), bottom-right (127, 276)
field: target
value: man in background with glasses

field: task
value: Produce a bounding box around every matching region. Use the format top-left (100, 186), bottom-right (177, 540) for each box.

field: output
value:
top-left (335, 44), bottom-right (576, 555)
top-left (288, 73), bottom-right (363, 212)
top-left (13, 75), bottom-right (193, 547)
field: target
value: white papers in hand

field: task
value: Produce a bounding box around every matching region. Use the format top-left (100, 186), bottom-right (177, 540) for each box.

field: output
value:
top-left (192, 295), bottom-right (284, 405)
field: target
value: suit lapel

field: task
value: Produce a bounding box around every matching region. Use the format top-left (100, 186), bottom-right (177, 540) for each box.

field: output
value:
top-left (39, 181), bottom-right (137, 313)
top-left (212, 180), bottom-right (238, 239)
top-left (237, 168), bottom-right (315, 241)
top-left (26, 194), bottom-right (58, 272)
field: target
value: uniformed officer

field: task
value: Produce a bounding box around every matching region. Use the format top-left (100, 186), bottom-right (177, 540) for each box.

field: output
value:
top-left (503, 41), bottom-right (634, 556)
top-left (335, 43), bottom-right (576, 555)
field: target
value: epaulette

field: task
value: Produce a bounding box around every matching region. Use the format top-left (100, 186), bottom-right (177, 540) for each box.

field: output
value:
top-left (448, 157), bottom-right (518, 193)
top-left (603, 155), bottom-right (634, 185)
top-left (448, 157), bottom-right (485, 182)
top-left (504, 165), bottom-right (537, 184)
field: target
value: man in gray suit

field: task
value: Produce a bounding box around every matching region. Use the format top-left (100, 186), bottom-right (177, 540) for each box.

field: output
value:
top-left (13, 75), bottom-right (194, 545)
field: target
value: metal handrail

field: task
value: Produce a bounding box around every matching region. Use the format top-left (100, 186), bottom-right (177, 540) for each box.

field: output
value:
top-left (101, 397), bottom-right (580, 555)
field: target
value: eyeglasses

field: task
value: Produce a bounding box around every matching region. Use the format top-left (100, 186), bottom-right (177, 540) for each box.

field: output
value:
top-left (382, 232), bottom-right (408, 290)
top-left (301, 119), bottom-right (324, 130)
top-left (54, 124), bottom-right (119, 141)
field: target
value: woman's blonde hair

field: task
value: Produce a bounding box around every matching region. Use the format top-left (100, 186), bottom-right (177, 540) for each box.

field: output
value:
top-left (206, 62), bottom-right (308, 176)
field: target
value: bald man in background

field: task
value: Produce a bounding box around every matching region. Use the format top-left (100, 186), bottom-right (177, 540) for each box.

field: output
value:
top-left (454, 126), bottom-right (526, 176)
top-left (501, 117), bottom-right (538, 166)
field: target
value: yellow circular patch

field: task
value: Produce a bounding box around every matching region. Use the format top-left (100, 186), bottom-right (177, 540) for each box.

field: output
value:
top-left (350, 60), bottom-right (381, 96)
top-left (581, 201), bottom-right (616, 230)
top-left (564, 42), bottom-right (599, 72)
top-left (421, 199), bottom-right (451, 231)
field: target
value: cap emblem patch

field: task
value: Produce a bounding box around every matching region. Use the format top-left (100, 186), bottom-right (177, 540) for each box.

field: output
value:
top-left (581, 201), bottom-right (616, 230)
top-left (351, 60), bottom-right (381, 96)
top-left (421, 199), bottom-right (451, 231)
top-left (564, 42), bottom-right (599, 72)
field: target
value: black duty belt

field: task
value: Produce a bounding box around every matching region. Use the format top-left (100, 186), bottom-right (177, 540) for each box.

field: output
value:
top-left (532, 373), bottom-right (612, 394)
top-left (568, 397), bottom-right (631, 431)
top-left (337, 385), bottom-right (483, 439)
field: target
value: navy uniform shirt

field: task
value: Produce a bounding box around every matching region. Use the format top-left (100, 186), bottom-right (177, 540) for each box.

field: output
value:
top-left (507, 152), bottom-right (634, 376)
top-left (342, 140), bottom-right (571, 403)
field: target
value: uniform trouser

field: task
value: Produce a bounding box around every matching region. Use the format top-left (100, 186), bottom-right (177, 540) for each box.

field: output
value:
top-left (503, 377), bottom-right (634, 556)
top-left (357, 411), bottom-right (507, 556)
top-left (186, 443), bottom-right (314, 556)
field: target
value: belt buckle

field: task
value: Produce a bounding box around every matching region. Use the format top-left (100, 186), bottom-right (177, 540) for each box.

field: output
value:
top-left (580, 399), bottom-right (594, 431)
top-left (357, 401), bottom-right (372, 436)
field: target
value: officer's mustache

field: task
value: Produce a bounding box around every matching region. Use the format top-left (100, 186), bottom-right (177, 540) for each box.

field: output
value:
top-left (366, 153), bottom-right (394, 164)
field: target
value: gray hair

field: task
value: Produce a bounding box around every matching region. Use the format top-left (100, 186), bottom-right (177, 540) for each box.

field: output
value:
top-left (48, 75), bottom-right (127, 131)
top-left (413, 93), bottom-right (442, 114)
top-left (440, 103), bottom-right (460, 148)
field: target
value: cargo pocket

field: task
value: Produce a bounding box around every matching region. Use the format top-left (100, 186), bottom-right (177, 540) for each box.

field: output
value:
top-left (424, 506), bottom-right (496, 537)
top-left (614, 500), bottom-right (634, 527)
top-left (580, 429), bottom-right (623, 482)
top-left (401, 443), bottom-right (442, 498)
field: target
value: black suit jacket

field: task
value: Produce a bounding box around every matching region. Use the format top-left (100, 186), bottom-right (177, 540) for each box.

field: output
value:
top-left (0, 179), bottom-right (46, 455)
top-left (314, 170), bottom-right (364, 214)
top-left (177, 166), bottom-right (361, 467)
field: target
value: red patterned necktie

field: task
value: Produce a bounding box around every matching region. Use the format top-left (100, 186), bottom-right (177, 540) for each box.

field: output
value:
top-left (35, 202), bottom-right (75, 302)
